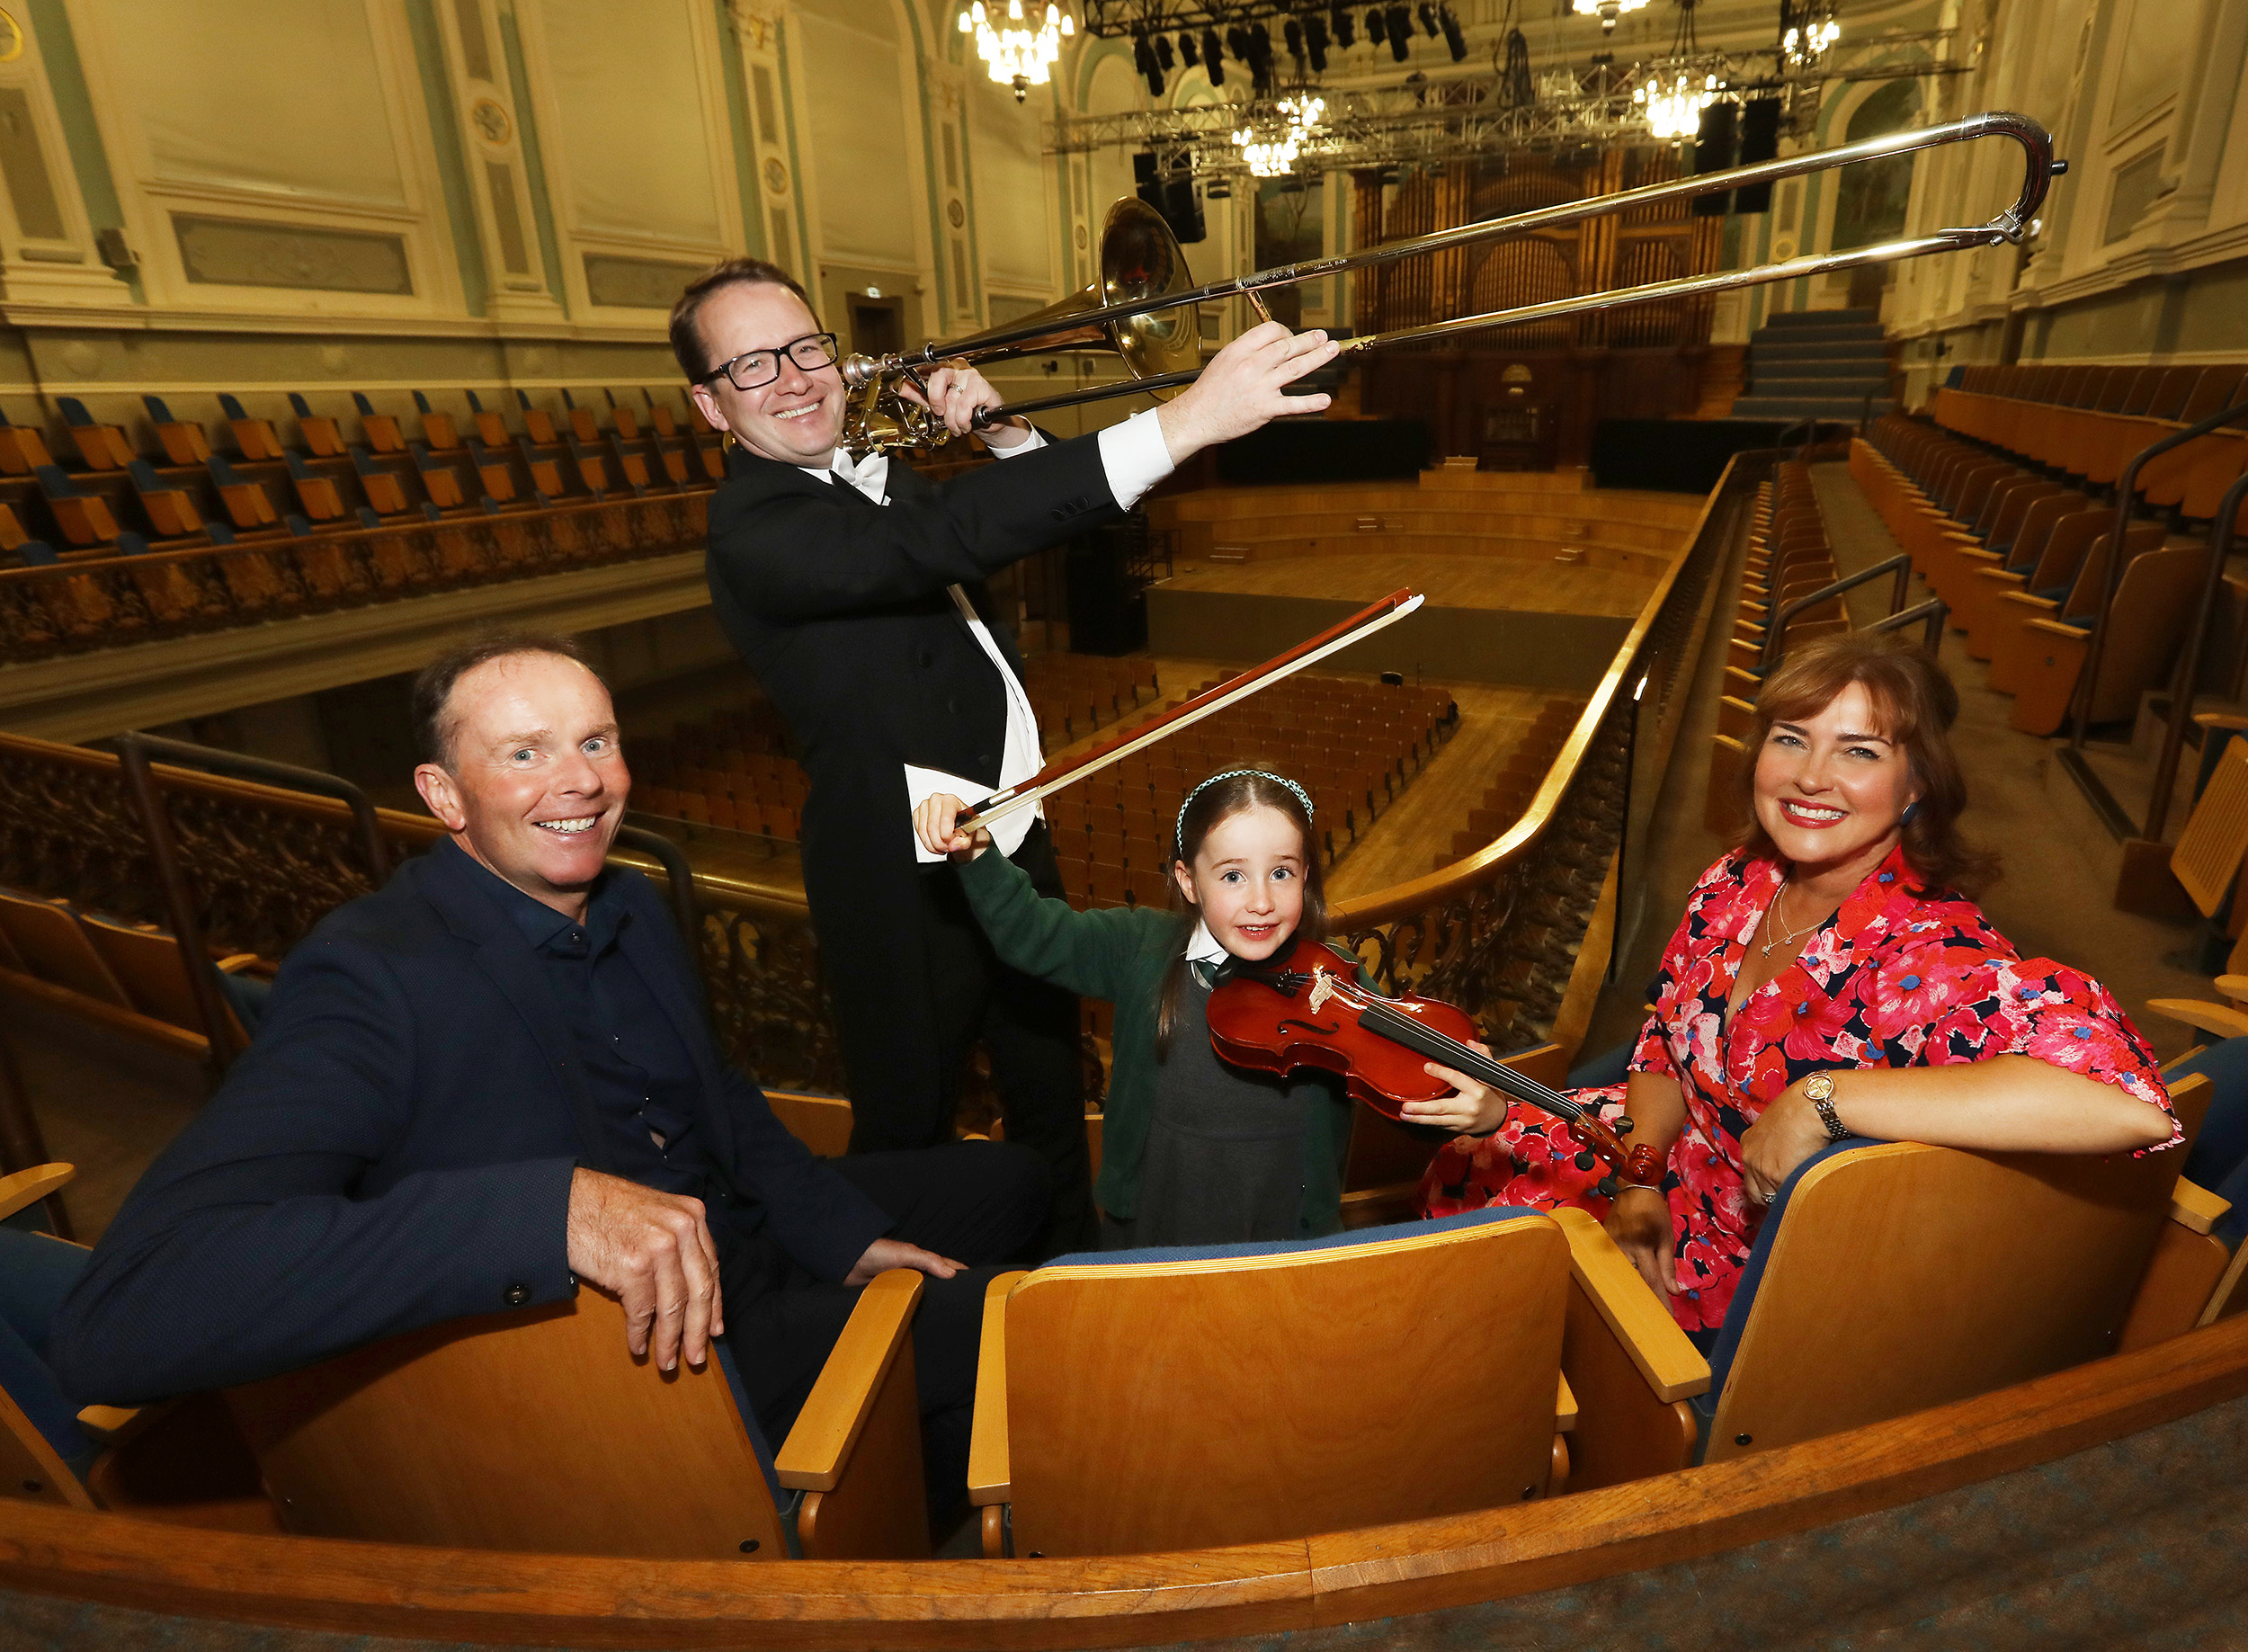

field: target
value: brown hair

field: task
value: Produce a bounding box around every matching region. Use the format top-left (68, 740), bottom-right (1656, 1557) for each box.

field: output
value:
top-left (1735, 630), bottom-right (1998, 897)
top-left (668, 256), bottom-right (813, 382)
top-left (411, 631), bottom-right (597, 771)
top-left (1154, 770), bottom-right (1330, 1058)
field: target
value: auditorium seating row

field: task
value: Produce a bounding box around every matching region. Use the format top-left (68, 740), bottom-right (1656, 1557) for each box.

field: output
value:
top-left (1021, 653), bottom-right (1160, 745)
top-left (1047, 676), bottom-right (1458, 910)
top-left (1938, 362), bottom-right (2248, 504)
top-left (632, 673), bottom-right (1455, 867)
top-left (3, 488), bottom-right (709, 659)
top-left (0, 887), bottom-right (251, 1087)
top-left (1697, 470), bottom-right (1849, 832)
top-left (13, 1059), bottom-right (2244, 1560)
top-left (8, 735), bottom-right (2248, 1563)
top-left (0, 388), bottom-right (726, 569)
top-left (1433, 694), bottom-right (1591, 871)
top-left (1853, 414), bottom-right (2215, 735)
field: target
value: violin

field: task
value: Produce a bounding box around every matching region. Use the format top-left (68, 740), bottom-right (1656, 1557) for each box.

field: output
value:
top-left (1206, 935), bottom-right (1666, 1195)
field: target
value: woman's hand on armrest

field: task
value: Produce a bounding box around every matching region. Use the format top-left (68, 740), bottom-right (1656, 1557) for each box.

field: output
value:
top-left (1742, 1055), bottom-right (2177, 1203)
top-left (1604, 1186), bottom-right (1679, 1299)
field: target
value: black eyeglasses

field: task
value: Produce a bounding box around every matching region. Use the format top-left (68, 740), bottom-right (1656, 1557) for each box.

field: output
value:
top-left (698, 331), bottom-right (840, 391)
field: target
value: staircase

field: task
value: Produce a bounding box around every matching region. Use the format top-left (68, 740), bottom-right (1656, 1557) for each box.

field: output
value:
top-left (1728, 308), bottom-right (1895, 423)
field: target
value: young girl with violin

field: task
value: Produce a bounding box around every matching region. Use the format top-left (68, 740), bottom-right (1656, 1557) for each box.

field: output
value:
top-left (914, 768), bottom-right (1506, 1249)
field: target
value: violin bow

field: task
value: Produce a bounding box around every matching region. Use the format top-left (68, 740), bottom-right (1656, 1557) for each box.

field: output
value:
top-left (955, 588), bottom-right (1427, 834)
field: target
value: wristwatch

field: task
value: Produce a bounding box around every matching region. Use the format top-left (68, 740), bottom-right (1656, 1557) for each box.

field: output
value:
top-left (1802, 1071), bottom-right (1851, 1141)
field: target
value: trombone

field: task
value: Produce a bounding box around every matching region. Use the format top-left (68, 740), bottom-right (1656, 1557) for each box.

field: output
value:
top-left (838, 109), bottom-right (2060, 452)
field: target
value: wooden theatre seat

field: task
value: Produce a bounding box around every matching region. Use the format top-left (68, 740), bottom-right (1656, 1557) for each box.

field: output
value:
top-left (966, 1207), bottom-right (1693, 1558)
top-left (0, 887), bottom-right (251, 1064)
top-left (0, 1164), bottom-right (277, 1531)
top-left (225, 1269), bottom-right (934, 1561)
top-left (2004, 530), bottom-right (2199, 735)
top-left (55, 397), bottom-right (135, 470)
top-left (1565, 1086), bottom-right (2203, 1487)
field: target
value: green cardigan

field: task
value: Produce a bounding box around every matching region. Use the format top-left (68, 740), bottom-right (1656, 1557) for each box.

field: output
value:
top-left (958, 849), bottom-right (1353, 1233)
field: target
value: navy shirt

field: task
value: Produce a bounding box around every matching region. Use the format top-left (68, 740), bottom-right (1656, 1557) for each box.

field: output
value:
top-left (460, 842), bottom-right (714, 1202)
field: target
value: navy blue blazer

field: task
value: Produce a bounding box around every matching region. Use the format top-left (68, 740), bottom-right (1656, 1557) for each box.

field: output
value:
top-left (48, 841), bottom-right (889, 1406)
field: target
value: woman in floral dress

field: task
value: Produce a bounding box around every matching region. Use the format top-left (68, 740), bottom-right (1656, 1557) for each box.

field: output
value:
top-left (1411, 631), bottom-right (2178, 1339)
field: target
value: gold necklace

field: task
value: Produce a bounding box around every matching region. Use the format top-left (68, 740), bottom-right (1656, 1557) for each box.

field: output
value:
top-left (1759, 880), bottom-right (1816, 958)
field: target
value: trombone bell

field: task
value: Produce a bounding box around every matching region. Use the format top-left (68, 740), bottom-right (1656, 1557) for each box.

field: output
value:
top-left (841, 198), bottom-right (1201, 453)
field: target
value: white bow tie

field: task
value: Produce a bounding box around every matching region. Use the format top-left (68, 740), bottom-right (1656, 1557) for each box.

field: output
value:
top-left (832, 448), bottom-right (889, 502)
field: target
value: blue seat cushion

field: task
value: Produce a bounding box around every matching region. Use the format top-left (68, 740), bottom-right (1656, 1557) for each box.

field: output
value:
top-left (1048, 1205), bottom-right (1543, 1270)
top-left (1566, 1039), bottom-right (1635, 1091)
top-left (2172, 1037), bottom-right (2248, 1247)
top-left (1690, 1138), bottom-right (1890, 1460)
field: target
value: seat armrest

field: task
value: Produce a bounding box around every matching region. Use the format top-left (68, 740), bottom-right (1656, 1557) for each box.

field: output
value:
top-left (1555, 1371), bottom-right (1577, 1433)
top-left (74, 1403), bottom-right (145, 1444)
top-left (2027, 618), bottom-right (2091, 640)
top-left (968, 1271), bottom-right (1025, 1506)
top-left (774, 1269), bottom-right (921, 1493)
top-left (1555, 1208), bottom-right (1709, 1402)
top-left (2148, 997), bottom-right (2248, 1041)
top-left (0, 1164), bottom-right (73, 1223)
top-left (2172, 1177), bottom-right (2228, 1237)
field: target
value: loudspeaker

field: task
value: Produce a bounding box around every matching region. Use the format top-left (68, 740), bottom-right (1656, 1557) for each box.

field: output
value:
top-left (1065, 529), bottom-right (1146, 656)
top-left (1161, 178), bottom-right (1206, 243)
top-left (1692, 102), bottom-right (1737, 217)
top-left (1134, 150), bottom-right (1161, 214)
top-left (1733, 98), bottom-right (1782, 214)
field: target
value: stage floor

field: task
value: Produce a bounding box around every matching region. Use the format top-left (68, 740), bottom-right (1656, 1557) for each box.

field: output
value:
top-left (1156, 549), bottom-right (1659, 621)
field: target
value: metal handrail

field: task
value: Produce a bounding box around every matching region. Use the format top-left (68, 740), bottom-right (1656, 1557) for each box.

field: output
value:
top-left (1761, 553), bottom-right (1913, 667)
top-left (114, 731), bottom-right (399, 1073)
top-left (2142, 465), bottom-right (2248, 842)
top-left (2067, 395), bottom-right (2248, 747)
top-left (118, 731), bottom-right (391, 880)
top-left (1867, 596), bottom-right (1950, 655)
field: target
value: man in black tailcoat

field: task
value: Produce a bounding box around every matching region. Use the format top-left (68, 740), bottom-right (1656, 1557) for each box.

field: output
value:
top-left (674, 259), bottom-right (1335, 1252)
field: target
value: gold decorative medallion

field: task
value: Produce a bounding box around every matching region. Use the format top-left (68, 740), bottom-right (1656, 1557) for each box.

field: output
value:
top-left (471, 97), bottom-right (512, 146)
top-left (763, 156), bottom-right (788, 193)
top-left (0, 11), bottom-right (22, 64)
top-left (947, 198), bottom-right (966, 228)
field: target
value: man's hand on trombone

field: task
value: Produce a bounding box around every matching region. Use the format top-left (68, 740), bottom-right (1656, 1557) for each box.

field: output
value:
top-left (1157, 320), bottom-right (1340, 462)
top-left (900, 359), bottom-right (1035, 449)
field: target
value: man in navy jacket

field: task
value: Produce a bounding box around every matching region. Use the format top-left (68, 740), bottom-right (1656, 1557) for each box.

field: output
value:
top-left (49, 636), bottom-right (1047, 1508)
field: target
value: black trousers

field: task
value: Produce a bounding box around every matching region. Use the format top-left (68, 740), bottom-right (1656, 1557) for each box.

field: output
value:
top-left (844, 822), bottom-right (1094, 1258)
top-left (723, 1139), bottom-right (1048, 1518)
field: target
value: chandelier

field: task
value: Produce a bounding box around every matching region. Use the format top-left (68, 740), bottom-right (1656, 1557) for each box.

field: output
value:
top-left (959, 0), bottom-right (1074, 103)
top-left (1779, 0), bottom-right (1840, 68)
top-left (1634, 67), bottom-right (1717, 140)
top-left (1233, 94), bottom-right (1325, 179)
top-left (1572, 0), bottom-right (1650, 32)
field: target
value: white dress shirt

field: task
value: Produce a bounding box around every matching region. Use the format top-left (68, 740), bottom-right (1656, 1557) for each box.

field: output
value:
top-left (799, 409), bottom-right (1175, 860)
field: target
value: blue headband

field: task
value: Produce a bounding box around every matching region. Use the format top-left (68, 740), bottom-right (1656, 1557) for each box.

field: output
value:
top-left (1174, 770), bottom-right (1315, 858)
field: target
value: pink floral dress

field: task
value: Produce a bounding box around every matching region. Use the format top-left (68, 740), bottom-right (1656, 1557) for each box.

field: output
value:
top-left (1418, 844), bottom-right (2176, 1335)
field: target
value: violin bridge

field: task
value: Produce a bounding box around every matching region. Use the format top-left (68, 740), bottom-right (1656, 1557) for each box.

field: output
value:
top-left (1307, 969), bottom-right (1335, 1016)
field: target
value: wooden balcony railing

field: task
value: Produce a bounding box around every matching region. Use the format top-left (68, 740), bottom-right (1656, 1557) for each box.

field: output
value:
top-left (0, 454), bottom-right (1751, 1103)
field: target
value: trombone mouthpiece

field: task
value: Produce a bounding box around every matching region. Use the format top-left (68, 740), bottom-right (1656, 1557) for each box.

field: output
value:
top-left (840, 353), bottom-right (889, 389)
